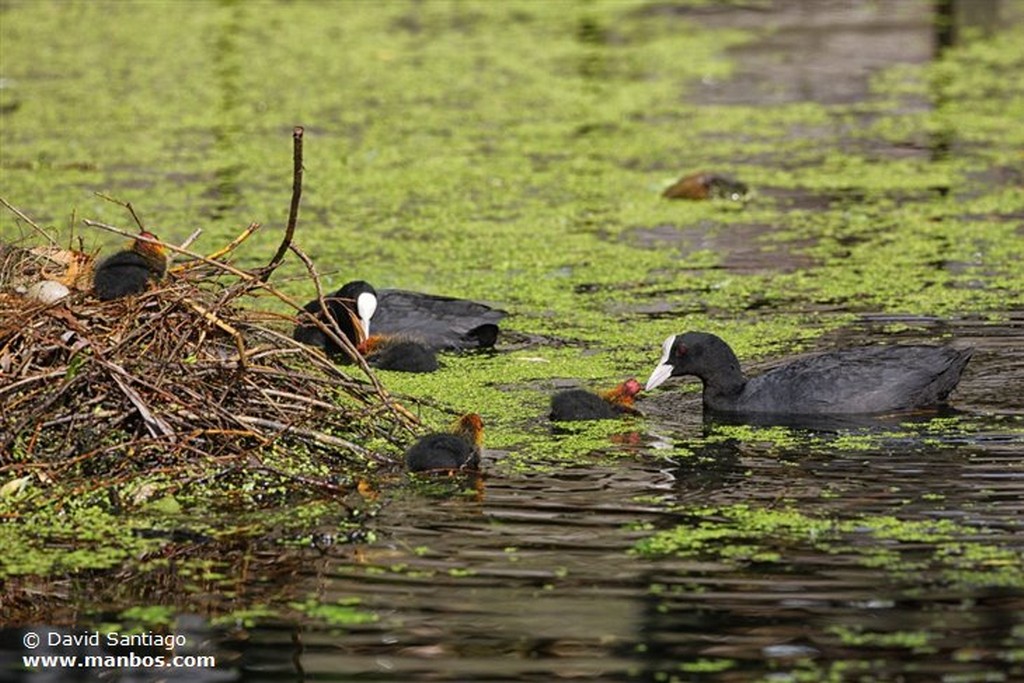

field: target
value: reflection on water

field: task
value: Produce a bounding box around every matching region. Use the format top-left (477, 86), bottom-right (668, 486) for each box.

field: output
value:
top-left (4, 403), bottom-right (1022, 681)
top-left (180, 406), bottom-right (1020, 681)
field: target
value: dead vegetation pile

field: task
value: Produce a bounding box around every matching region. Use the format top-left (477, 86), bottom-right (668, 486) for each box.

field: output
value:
top-left (0, 227), bottom-right (419, 499)
top-left (0, 130), bottom-right (422, 502)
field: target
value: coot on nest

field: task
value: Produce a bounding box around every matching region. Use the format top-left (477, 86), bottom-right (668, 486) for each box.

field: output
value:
top-left (645, 331), bottom-right (972, 416)
top-left (93, 231), bottom-right (168, 301)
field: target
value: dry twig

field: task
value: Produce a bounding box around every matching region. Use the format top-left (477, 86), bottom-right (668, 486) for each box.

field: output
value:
top-left (260, 125), bottom-right (304, 282)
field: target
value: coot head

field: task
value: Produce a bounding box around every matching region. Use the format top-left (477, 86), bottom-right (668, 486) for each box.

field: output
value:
top-left (604, 377), bottom-right (643, 405)
top-left (133, 231), bottom-right (168, 277)
top-left (333, 280), bottom-right (377, 342)
top-left (646, 332), bottom-right (741, 391)
top-left (452, 413), bottom-right (484, 447)
top-left (294, 280), bottom-right (378, 353)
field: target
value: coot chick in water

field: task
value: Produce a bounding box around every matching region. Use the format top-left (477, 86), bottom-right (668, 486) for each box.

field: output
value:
top-left (405, 413), bottom-right (483, 472)
top-left (645, 332), bottom-right (972, 416)
top-left (93, 231), bottom-right (168, 301)
top-left (358, 335), bottom-right (439, 373)
top-left (294, 281), bottom-right (507, 355)
top-left (550, 378), bottom-right (643, 422)
top-left (293, 280), bottom-right (377, 355)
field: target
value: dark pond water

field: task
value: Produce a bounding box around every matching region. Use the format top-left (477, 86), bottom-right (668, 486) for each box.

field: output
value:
top-left (3, 1), bottom-right (1023, 682)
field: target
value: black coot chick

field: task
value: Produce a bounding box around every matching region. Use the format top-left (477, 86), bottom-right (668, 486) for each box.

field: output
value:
top-left (93, 231), bottom-right (168, 301)
top-left (358, 335), bottom-right (439, 373)
top-left (293, 280), bottom-right (377, 355)
top-left (373, 289), bottom-right (506, 350)
top-left (645, 331), bottom-right (973, 416)
top-left (550, 378), bottom-right (643, 422)
top-left (405, 414), bottom-right (483, 472)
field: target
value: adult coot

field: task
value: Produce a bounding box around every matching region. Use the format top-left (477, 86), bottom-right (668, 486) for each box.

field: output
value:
top-left (93, 231), bottom-right (168, 301)
top-left (550, 378), bottom-right (643, 422)
top-left (645, 331), bottom-right (972, 415)
top-left (294, 281), bottom-right (506, 355)
top-left (405, 413), bottom-right (483, 472)
top-left (358, 335), bottom-right (439, 373)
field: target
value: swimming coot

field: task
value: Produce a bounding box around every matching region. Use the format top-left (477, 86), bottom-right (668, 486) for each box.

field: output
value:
top-left (645, 331), bottom-right (972, 415)
top-left (293, 280), bottom-right (377, 355)
top-left (550, 378), bottom-right (643, 422)
top-left (358, 335), bottom-right (439, 373)
top-left (405, 413), bottom-right (483, 472)
top-left (294, 281), bottom-right (506, 356)
top-left (93, 231), bottom-right (168, 301)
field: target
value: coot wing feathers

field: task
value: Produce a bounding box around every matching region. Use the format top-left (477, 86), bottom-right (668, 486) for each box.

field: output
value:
top-left (374, 289), bottom-right (507, 350)
top-left (735, 345), bottom-right (971, 415)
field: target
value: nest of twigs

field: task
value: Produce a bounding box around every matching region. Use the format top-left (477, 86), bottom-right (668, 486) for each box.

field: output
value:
top-left (0, 225), bottom-right (420, 499)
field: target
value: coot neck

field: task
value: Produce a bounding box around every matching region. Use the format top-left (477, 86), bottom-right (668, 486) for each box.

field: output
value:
top-left (697, 340), bottom-right (748, 410)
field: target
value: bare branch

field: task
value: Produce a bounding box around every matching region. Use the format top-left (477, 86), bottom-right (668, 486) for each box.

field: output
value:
top-left (260, 125), bottom-right (304, 282)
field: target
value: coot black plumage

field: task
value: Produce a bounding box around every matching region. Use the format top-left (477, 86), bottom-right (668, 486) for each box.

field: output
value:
top-left (93, 231), bottom-right (168, 301)
top-left (550, 378), bottom-right (643, 422)
top-left (373, 289), bottom-right (506, 350)
top-left (405, 413), bottom-right (483, 472)
top-left (645, 331), bottom-right (972, 415)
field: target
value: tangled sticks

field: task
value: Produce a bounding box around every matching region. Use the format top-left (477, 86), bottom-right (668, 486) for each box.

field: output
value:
top-left (0, 229), bottom-right (419, 491)
top-left (0, 129), bottom-right (420, 499)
